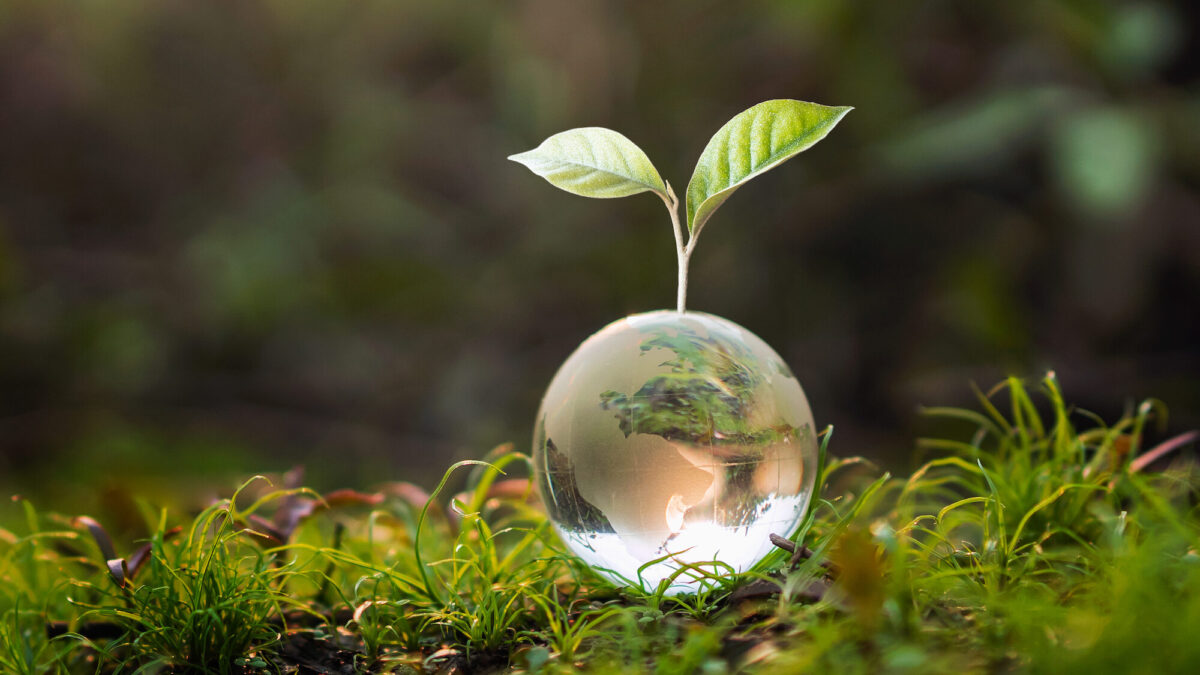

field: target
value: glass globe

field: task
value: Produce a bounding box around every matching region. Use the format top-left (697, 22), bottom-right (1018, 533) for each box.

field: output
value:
top-left (533, 310), bottom-right (818, 593)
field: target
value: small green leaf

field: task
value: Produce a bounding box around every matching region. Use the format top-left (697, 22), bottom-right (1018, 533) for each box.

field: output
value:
top-left (686, 100), bottom-right (852, 233)
top-left (509, 127), bottom-right (667, 199)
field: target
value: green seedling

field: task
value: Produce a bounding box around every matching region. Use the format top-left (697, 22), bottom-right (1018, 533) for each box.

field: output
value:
top-left (509, 99), bottom-right (852, 312)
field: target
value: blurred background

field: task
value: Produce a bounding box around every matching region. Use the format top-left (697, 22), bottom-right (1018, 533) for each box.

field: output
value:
top-left (0, 0), bottom-right (1197, 508)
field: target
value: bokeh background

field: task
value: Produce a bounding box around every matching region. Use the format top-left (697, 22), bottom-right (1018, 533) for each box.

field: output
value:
top-left (1, 0), bottom-right (1197, 506)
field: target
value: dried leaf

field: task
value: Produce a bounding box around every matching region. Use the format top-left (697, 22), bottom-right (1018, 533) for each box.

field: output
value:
top-left (322, 489), bottom-right (385, 508)
top-left (1131, 430), bottom-right (1199, 473)
top-left (105, 558), bottom-right (128, 588)
top-left (244, 514), bottom-right (288, 547)
top-left (382, 482), bottom-right (432, 508)
top-left (75, 516), bottom-right (118, 562)
top-left (127, 526), bottom-right (182, 580)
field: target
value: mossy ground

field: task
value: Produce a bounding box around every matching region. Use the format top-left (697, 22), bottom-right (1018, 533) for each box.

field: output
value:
top-left (2, 374), bottom-right (1198, 674)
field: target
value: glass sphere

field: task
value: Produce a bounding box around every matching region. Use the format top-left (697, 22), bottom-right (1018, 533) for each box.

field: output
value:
top-left (533, 310), bottom-right (817, 593)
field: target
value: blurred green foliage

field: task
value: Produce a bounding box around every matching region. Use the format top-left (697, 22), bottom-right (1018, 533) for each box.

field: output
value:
top-left (0, 0), bottom-right (1196, 500)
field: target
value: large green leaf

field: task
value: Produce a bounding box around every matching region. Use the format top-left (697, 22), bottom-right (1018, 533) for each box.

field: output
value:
top-left (508, 127), bottom-right (667, 199)
top-left (686, 100), bottom-right (852, 233)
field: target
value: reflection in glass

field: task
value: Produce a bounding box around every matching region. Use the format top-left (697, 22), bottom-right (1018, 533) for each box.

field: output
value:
top-left (533, 311), bottom-right (817, 593)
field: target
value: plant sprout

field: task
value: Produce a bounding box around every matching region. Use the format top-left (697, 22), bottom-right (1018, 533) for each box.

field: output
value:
top-left (509, 99), bottom-right (852, 312)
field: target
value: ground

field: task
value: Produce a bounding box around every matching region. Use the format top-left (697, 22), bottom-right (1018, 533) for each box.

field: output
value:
top-left (2, 375), bottom-right (1198, 674)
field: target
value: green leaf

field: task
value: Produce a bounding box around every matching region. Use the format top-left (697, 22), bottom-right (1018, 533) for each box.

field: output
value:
top-left (686, 100), bottom-right (852, 233)
top-left (509, 127), bottom-right (667, 199)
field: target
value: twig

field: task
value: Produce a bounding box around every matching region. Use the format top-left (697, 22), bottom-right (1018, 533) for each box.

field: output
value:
top-left (769, 533), bottom-right (833, 571)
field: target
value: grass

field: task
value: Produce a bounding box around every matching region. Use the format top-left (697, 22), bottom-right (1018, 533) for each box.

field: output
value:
top-left (1, 373), bottom-right (1197, 673)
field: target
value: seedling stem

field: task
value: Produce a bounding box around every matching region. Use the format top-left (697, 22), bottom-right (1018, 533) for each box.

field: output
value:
top-left (663, 182), bottom-right (694, 313)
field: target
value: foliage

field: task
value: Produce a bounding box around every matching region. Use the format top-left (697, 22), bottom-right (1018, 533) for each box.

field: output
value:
top-left (683, 100), bottom-right (852, 235)
top-left (0, 375), bottom-right (1197, 673)
top-left (506, 128), bottom-right (667, 200)
top-left (510, 99), bottom-right (850, 312)
top-left (70, 481), bottom-right (321, 673)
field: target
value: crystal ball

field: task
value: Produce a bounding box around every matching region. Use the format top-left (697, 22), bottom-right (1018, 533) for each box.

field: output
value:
top-left (533, 310), bottom-right (817, 593)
